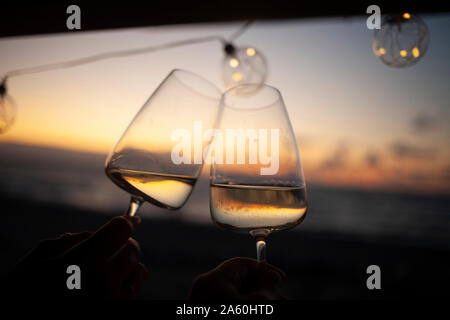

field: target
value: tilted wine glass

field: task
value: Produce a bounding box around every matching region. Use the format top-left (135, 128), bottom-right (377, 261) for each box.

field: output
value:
top-left (209, 84), bottom-right (307, 262)
top-left (105, 69), bottom-right (222, 216)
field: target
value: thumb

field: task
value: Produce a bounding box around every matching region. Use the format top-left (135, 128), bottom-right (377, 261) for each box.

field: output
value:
top-left (65, 216), bottom-right (141, 263)
top-left (23, 232), bottom-right (92, 262)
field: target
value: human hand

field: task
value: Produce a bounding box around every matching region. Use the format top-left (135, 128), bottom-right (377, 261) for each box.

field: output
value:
top-left (188, 257), bottom-right (286, 300)
top-left (7, 216), bottom-right (148, 299)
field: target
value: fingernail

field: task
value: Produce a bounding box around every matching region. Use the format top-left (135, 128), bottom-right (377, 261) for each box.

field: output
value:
top-left (140, 268), bottom-right (148, 282)
top-left (142, 266), bottom-right (149, 281)
top-left (268, 269), bottom-right (283, 284)
top-left (130, 252), bottom-right (139, 265)
top-left (127, 244), bottom-right (140, 265)
top-left (125, 216), bottom-right (142, 229)
top-left (265, 264), bottom-right (286, 281)
top-left (59, 233), bottom-right (73, 239)
top-left (274, 268), bottom-right (286, 281)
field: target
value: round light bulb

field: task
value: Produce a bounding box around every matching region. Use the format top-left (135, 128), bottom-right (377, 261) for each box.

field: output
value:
top-left (246, 47), bottom-right (256, 56)
top-left (222, 45), bottom-right (268, 89)
top-left (373, 13), bottom-right (429, 68)
top-left (229, 58), bottom-right (239, 68)
top-left (0, 94), bottom-right (16, 134)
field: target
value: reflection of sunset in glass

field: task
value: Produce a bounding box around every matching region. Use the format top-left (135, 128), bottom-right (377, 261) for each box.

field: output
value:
top-left (123, 172), bottom-right (194, 208)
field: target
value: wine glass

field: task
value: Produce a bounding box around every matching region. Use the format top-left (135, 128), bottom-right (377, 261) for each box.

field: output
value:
top-left (105, 69), bottom-right (222, 216)
top-left (209, 84), bottom-right (307, 262)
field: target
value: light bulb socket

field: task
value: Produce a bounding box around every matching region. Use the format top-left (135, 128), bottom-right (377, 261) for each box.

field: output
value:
top-left (0, 79), bottom-right (6, 98)
top-left (224, 43), bottom-right (236, 56)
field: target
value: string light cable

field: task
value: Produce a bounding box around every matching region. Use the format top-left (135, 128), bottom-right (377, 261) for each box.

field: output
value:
top-left (0, 20), bottom-right (270, 133)
top-left (0, 21), bottom-right (253, 82)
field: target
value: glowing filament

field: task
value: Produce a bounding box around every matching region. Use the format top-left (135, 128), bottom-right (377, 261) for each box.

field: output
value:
top-left (412, 47), bottom-right (420, 58)
top-left (232, 72), bottom-right (243, 82)
top-left (379, 47), bottom-right (386, 55)
top-left (246, 48), bottom-right (256, 56)
top-left (400, 50), bottom-right (408, 57)
top-left (403, 13), bottom-right (411, 19)
top-left (229, 58), bottom-right (239, 68)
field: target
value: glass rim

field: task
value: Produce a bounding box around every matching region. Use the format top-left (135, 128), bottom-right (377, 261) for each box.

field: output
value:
top-left (221, 83), bottom-right (283, 111)
top-left (169, 69), bottom-right (222, 101)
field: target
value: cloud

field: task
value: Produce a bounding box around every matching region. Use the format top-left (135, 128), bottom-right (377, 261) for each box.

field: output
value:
top-left (295, 134), bottom-right (312, 149)
top-left (390, 142), bottom-right (437, 160)
top-left (443, 166), bottom-right (450, 181)
top-left (365, 152), bottom-right (380, 168)
top-left (411, 113), bottom-right (438, 134)
top-left (321, 144), bottom-right (349, 169)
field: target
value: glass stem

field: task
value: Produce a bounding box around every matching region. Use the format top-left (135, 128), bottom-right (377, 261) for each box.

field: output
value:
top-left (256, 238), bottom-right (267, 263)
top-left (250, 228), bottom-right (270, 263)
top-left (126, 196), bottom-right (142, 217)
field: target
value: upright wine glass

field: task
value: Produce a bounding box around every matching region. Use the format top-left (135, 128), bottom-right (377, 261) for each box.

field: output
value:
top-left (106, 69), bottom-right (222, 216)
top-left (209, 84), bottom-right (307, 262)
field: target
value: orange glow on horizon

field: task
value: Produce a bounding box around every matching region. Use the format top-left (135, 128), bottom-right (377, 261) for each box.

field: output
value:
top-left (0, 20), bottom-right (449, 196)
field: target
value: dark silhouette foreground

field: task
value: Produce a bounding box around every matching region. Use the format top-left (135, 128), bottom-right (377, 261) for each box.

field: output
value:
top-left (6, 216), bottom-right (285, 299)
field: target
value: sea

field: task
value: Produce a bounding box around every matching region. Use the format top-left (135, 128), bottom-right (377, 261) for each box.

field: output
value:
top-left (1, 142), bottom-right (449, 248)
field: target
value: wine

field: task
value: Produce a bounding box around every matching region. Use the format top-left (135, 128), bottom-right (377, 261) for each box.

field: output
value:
top-left (210, 184), bottom-right (307, 233)
top-left (106, 168), bottom-right (196, 210)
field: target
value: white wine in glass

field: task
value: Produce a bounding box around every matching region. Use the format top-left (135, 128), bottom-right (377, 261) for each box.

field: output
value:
top-left (210, 184), bottom-right (307, 232)
top-left (210, 84), bottom-right (307, 262)
top-left (106, 69), bottom-right (222, 216)
top-left (106, 169), bottom-right (197, 210)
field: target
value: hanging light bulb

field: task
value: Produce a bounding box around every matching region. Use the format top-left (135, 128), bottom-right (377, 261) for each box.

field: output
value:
top-left (222, 43), bottom-right (268, 89)
top-left (373, 12), bottom-right (430, 68)
top-left (0, 79), bottom-right (17, 134)
top-left (0, 22), bottom-right (259, 132)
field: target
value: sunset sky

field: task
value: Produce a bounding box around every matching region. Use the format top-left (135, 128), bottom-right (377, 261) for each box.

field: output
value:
top-left (1, 15), bottom-right (450, 194)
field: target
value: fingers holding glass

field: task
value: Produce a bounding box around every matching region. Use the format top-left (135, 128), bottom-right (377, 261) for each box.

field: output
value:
top-left (188, 257), bottom-right (287, 300)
